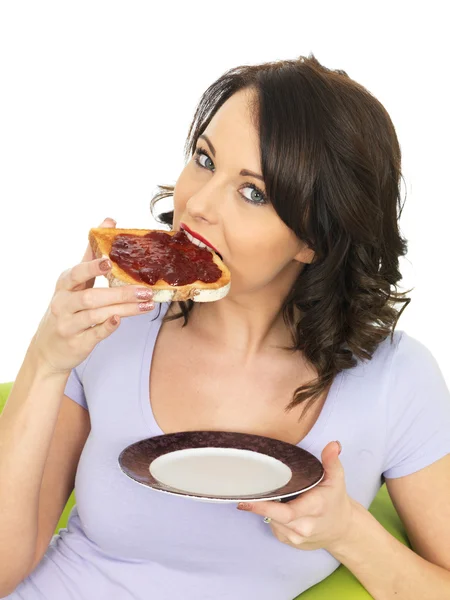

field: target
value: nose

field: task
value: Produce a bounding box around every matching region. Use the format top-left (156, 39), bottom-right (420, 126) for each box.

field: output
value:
top-left (186, 179), bottom-right (224, 224)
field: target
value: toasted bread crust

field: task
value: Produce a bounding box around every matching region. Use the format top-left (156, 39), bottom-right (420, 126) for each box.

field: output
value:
top-left (89, 228), bottom-right (231, 303)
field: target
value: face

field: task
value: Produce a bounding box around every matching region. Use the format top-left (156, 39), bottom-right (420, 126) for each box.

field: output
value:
top-left (173, 88), bottom-right (314, 300)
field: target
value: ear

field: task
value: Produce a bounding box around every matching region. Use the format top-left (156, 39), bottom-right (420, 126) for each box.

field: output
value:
top-left (294, 244), bottom-right (315, 264)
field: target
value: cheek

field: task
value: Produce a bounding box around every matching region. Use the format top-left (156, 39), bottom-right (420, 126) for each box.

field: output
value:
top-left (173, 168), bottom-right (195, 215)
top-left (173, 181), bottom-right (187, 216)
top-left (228, 230), bottom-right (292, 277)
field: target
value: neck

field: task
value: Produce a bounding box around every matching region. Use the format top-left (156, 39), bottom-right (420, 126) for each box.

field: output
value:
top-left (177, 275), bottom-right (303, 363)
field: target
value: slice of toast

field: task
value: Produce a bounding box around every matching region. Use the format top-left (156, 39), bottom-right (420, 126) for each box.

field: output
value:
top-left (89, 227), bottom-right (231, 303)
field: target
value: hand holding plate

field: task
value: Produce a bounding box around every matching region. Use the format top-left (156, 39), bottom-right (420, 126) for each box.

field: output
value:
top-left (237, 441), bottom-right (357, 552)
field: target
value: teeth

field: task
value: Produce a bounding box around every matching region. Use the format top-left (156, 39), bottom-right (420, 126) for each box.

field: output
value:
top-left (183, 229), bottom-right (213, 252)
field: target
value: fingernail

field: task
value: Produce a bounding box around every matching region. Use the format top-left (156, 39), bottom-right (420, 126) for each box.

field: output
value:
top-left (138, 302), bottom-right (154, 312)
top-left (237, 503), bottom-right (252, 511)
top-left (99, 259), bottom-right (112, 272)
top-left (335, 440), bottom-right (342, 455)
top-left (135, 289), bottom-right (153, 301)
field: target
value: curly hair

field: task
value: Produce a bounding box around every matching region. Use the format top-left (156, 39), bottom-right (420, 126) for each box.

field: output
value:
top-left (149, 53), bottom-right (411, 417)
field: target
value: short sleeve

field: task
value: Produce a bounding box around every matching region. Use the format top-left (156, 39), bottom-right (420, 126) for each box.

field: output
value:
top-left (64, 365), bottom-right (88, 410)
top-left (382, 333), bottom-right (450, 479)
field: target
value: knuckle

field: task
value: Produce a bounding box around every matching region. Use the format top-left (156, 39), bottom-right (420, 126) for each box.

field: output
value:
top-left (289, 533), bottom-right (304, 546)
top-left (80, 289), bottom-right (95, 309)
top-left (65, 335), bottom-right (78, 351)
top-left (88, 309), bottom-right (104, 327)
top-left (50, 298), bottom-right (60, 317)
top-left (67, 267), bottom-right (78, 287)
top-left (93, 324), bottom-right (107, 341)
top-left (58, 268), bottom-right (70, 284)
top-left (294, 521), bottom-right (313, 538)
top-left (302, 498), bottom-right (318, 516)
top-left (90, 327), bottom-right (101, 342)
top-left (83, 309), bottom-right (96, 328)
top-left (286, 506), bottom-right (298, 523)
top-left (55, 320), bottom-right (68, 338)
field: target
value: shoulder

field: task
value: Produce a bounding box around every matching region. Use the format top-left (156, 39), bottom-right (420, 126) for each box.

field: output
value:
top-left (373, 330), bottom-right (449, 419)
top-left (380, 332), bottom-right (450, 478)
top-left (340, 330), bottom-right (447, 408)
top-left (355, 329), bottom-right (441, 380)
top-left (380, 330), bottom-right (444, 387)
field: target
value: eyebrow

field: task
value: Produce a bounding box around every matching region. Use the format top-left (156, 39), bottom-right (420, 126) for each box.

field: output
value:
top-left (198, 134), bottom-right (264, 182)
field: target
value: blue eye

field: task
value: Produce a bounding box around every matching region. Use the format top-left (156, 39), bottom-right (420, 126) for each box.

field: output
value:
top-left (240, 184), bottom-right (266, 205)
top-left (194, 148), bottom-right (215, 171)
top-left (193, 147), bottom-right (268, 207)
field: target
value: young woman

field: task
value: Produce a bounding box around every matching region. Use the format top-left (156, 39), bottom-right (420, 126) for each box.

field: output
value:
top-left (1, 54), bottom-right (449, 600)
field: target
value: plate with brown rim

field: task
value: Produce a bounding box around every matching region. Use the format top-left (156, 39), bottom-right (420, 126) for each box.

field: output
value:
top-left (118, 430), bottom-right (324, 503)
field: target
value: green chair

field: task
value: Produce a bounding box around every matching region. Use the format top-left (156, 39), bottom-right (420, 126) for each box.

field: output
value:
top-left (0, 381), bottom-right (410, 599)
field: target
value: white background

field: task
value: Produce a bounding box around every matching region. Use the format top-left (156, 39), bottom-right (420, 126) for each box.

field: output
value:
top-left (0, 1), bottom-right (448, 384)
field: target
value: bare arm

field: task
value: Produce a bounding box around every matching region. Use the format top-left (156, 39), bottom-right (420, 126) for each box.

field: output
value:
top-left (328, 456), bottom-right (450, 599)
top-left (30, 394), bottom-right (91, 574)
top-left (0, 353), bottom-right (85, 592)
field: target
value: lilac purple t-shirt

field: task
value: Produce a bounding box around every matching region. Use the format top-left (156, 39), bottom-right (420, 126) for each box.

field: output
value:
top-left (5, 302), bottom-right (450, 600)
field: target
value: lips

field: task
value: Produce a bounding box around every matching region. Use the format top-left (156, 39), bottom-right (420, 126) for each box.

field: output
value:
top-left (180, 223), bottom-right (222, 259)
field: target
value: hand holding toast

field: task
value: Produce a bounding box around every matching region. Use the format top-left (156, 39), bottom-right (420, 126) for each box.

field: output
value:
top-left (31, 218), bottom-right (155, 376)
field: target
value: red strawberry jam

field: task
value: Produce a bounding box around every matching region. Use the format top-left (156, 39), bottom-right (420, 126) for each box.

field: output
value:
top-left (109, 230), bottom-right (222, 286)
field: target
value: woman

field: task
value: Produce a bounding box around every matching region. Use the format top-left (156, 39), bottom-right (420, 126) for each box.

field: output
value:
top-left (1, 54), bottom-right (449, 600)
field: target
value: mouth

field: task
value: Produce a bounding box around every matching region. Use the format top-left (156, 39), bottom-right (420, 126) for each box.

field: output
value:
top-left (180, 223), bottom-right (223, 261)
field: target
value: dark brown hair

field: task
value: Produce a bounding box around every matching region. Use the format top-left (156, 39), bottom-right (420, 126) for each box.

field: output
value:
top-left (150, 53), bottom-right (411, 416)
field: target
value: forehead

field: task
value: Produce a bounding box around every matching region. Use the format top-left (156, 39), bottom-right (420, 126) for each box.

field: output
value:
top-left (203, 88), bottom-right (260, 148)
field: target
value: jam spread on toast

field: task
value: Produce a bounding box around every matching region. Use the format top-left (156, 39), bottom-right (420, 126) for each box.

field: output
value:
top-left (109, 230), bottom-right (222, 286)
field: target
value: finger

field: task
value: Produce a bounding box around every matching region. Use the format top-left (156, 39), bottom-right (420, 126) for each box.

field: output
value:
top-left (66, 298), bottom-right (155, 335)
top-left (237, 501), bottom-right (297, 525)
top-left (56, 256), bottom-right (114, 293)
top-left (268, 519), bottom-right (313, 546)
top-left (269, 520), bottom-right (302, 543)
top-left (237, 493), bottom-right (321, 522)
top-left (83, 313), bottom-right (122, 346)
top-left (82, 218), bottom-right (117, 289)
top-left (62, 285), bottom-right (153, 316)
top-left (321, 441), bottom-right (343, 484)
top-left (82, 217), bottom-right (116, 263)
top-left (278, 492), bottom-right (324, 518)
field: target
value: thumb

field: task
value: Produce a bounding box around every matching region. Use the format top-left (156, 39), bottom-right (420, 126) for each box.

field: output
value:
top-left (321, 441), bottom-right (343, 483)
top-left (82, 217), bottom-right (117, 263)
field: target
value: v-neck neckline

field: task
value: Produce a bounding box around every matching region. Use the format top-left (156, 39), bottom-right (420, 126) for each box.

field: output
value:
top-left (139, 303), bottom-right (344, 451)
